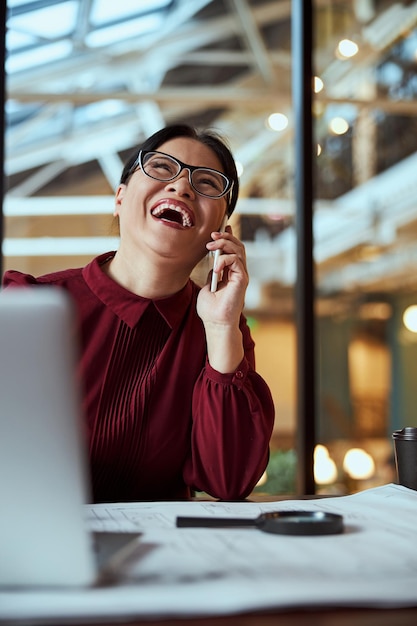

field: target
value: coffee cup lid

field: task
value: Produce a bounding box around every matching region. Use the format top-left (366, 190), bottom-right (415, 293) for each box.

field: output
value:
top-left (392, 427), bottom-right (417, 441)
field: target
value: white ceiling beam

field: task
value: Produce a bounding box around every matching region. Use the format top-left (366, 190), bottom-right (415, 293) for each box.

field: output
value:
top-left (4, 196), bottom-right (114, 216)
top-left (362, 1), bottom-right (417, 50)
top-left (8, 86), bottom-right (290, 105)
top-left (169, 50), bottom-right (291, 68)
top-left (97, 153), bottom-right (126, 192)
top-left (3, 237), bottom-right (119, 257)
top-left (319, 242), bottom-right (417, 293)
top-left (6, 103), bottom-right (65, 144)
top-left (73, 0), bottom-right (94, 46)
top-left (3, 196), bottom-right (299, 218)
top-left (134, 101), bottom-right (166, 137)
top-left (5, 115), bottom-right (145, 175)
top-left (9, 88), bottom-right (417, 117)
top-left (228, 0), bottom-right (276, 84)
top-left (7, 160), bottom-right (70, 197)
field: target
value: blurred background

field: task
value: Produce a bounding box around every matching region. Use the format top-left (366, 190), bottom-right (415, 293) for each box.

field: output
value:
top-left (3, 0), bottom-right (417, 495)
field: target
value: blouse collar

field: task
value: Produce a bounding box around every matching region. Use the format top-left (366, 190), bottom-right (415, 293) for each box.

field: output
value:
top-left (83, 252), bottom-right (194, 329)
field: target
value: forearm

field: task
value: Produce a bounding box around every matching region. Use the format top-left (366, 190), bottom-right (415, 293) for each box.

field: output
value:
top-left (185, 362), bottom-right (275, 500)
top-left (203, 320), bottom-right (244, 373)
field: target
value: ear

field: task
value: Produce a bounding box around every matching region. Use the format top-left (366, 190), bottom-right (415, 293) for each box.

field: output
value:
top-left (114, 184), bottom-right (126, 216)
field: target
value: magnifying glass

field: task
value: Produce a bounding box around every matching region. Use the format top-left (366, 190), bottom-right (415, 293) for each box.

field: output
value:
top-left (176, 510), bottom-right (344, 536)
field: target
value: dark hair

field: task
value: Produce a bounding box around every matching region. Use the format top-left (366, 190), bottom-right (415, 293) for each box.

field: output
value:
top-left (120, 124), bottom-right (239, 216)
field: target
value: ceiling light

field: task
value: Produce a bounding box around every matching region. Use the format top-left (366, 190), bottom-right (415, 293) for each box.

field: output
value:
top-left (314, 76), bottom-right (324, 93)
top-left (403, 305), bottom-right (417, 333)
top-left (314, 445), bottom-right (337, 485)
top-left (267, 113), bottom-right (289, 132)
top-left (329, 117), bottom-right (349, 135)
top-left (337, 39), bottom-right (359, 59)
top-left (343, 448), bottom-right (375, 480)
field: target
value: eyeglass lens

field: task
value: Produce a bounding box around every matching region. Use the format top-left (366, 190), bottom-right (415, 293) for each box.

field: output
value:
top-left (141, 152), bottom-right (229, 197)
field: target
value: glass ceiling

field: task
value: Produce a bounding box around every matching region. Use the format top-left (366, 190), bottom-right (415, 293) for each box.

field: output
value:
top-left (6, 0), bottom-right (171, 73)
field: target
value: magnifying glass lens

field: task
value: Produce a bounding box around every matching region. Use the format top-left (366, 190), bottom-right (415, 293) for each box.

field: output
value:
top-left (259, 511), bottom-right (344, 535)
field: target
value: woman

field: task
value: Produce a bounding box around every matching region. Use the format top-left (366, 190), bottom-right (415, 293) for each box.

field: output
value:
top-left (3, 124), bottom-right (275, 502)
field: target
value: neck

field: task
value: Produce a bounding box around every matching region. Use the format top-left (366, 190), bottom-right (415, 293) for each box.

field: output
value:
top-left (105, 247), bottom-right (192, 299)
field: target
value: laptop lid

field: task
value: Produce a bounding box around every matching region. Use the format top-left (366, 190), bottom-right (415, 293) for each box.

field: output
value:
top-left (0, 287), bottom-right (97, 587)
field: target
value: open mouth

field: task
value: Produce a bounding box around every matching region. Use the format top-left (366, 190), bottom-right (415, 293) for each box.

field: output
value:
top-left (151, 202), bottom-right (194, 228)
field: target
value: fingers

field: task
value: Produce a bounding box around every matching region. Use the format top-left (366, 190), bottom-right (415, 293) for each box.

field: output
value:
top-left (206, 227), bottom-right (246, 265)
top-left (205, 226), bottom-right (248, 293)
top-left (212, 253), bottom-right (248, 286)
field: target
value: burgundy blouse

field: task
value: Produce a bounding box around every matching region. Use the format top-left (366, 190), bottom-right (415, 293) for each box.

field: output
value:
top-left (3, 253), bottom-right (275, 502)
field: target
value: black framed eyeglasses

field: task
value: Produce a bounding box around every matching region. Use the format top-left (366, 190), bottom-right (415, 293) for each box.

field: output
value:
top-left (131, 150), bottom-right (233, 199)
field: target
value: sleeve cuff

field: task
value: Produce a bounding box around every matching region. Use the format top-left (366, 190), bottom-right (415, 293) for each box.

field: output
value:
top-left (204, 357), bottom-right (249, 389)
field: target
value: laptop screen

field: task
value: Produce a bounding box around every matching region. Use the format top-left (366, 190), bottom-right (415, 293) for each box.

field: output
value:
top-left (0, 287), bottom-right (97, 586)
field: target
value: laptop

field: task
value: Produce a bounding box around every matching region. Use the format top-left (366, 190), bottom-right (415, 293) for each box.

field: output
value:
top-left (0, 287), bottom-right (140, 587)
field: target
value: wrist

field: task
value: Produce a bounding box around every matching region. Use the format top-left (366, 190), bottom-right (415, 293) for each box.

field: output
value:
top-left (204, 322), bottom-right (244, 373)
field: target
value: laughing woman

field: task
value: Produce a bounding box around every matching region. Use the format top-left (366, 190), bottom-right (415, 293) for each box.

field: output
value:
top-left (2, 124), bottom-right (275, 502)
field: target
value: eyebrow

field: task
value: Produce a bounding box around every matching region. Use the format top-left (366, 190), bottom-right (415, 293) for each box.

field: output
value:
top-left (151, 150), bottom-right (225, 173)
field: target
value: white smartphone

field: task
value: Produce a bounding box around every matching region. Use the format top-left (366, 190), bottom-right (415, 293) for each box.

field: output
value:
top-left (210, 215), bottom-right (228, 292)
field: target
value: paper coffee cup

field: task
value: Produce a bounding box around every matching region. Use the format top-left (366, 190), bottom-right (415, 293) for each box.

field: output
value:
top-left (392, 427), bottom-right (417, 491)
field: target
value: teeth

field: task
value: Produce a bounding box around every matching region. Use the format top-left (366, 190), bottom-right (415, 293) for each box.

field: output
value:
top-left (151, 202), bottom-right (193, 228)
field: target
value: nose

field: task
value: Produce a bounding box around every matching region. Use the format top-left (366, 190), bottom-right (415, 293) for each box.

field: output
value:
top-left (166, 168), bottom-right (195, 197)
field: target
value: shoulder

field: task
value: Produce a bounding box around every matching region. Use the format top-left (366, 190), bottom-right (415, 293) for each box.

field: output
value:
top-left (2, 253), bottom-right (115, 290)
top-left (3, 266), bottom-right (83, 289)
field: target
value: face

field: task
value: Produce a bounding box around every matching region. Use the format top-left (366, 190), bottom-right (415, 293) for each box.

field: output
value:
top-left (114, 137), bottom-right (229, 269)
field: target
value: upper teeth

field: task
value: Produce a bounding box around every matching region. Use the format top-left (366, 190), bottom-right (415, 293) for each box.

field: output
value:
top-left (151, 202), bottom-right (193, 228)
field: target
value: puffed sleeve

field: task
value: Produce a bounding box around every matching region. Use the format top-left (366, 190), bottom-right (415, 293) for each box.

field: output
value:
top-left (184, 319), bottom-right (275, 500)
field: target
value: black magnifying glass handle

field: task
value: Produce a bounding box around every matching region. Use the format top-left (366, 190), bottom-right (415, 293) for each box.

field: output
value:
top-left (177, 516), bottom-right (256, 528)
top-left (176, 511), bottom-right (344, 535)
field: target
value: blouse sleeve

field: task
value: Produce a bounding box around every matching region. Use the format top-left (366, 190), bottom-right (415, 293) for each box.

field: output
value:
top-left (184, 318), bottom-right (275, 500)
top-left (3, 270), bottom-right (39, 287)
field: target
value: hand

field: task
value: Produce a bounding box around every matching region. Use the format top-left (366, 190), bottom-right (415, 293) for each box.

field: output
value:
top-left (198, 224), bottom-right (248, 323)
top-left (196, 225), bottom-right (248, 372)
